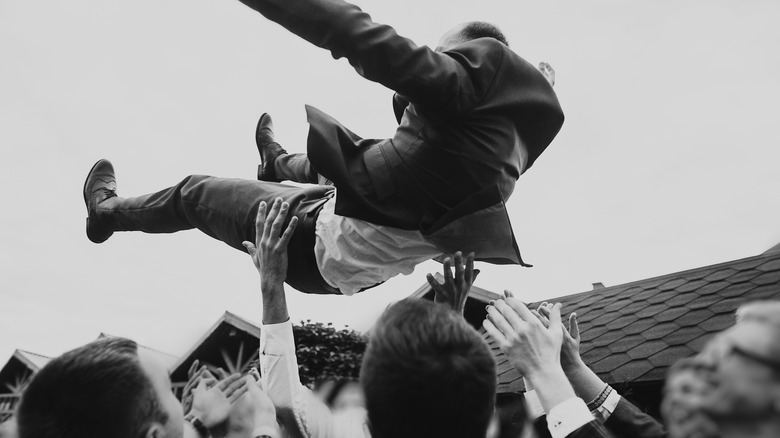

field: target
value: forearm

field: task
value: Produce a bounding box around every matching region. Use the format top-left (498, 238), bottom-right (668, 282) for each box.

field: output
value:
top-left (564, 359), bottom-right (609, 402)
top-left (526, 367), bottom-right (578, 413)
top-left (262, 278), bottom-right (289, 324)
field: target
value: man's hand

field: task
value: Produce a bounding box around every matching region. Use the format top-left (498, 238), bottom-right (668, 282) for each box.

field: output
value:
top-left (182, 360), bottom-right (218, 415)
top-left (243, 198), bottom-right (298, 286)
top-left (427, 251), bottom-right (479, 315)
top-left (484, 299), bottom-right (577, 412)
top-left (247, 380), bottom-right (279, 437)
top-left (190, 373), bottom-right (250, 428)
top-left (536, 303), bottom-right (582, 373)
top-left (243, 198), bottom-right (297, 324)
top-left (485, 298), bottom-right (564, 377)
top-left (538, 62), bottom-right (555, 87)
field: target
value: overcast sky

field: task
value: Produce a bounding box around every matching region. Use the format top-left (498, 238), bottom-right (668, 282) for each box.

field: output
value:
top-left (1, 0), bottom-right (779, 366)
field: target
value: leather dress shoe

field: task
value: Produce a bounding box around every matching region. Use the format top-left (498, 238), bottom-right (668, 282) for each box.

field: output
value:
top-left (255, 113), bottom-right (288, 181)
top-left (83, 159), bottom-right (117, 243)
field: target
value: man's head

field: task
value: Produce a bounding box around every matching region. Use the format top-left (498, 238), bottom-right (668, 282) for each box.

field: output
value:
top-left (689, 319), bottom-right (780, 425)
top-left (661, 359), bottom-right (720, 438)
top-left (361, 298), bottom-right (496, 438)
top-left (436, 21), bottom-right (508, 52)
top-left (17, 337), bottom-right (183, 438)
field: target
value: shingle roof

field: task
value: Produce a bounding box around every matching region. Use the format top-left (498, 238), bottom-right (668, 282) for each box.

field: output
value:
top-left (416, 249), bottom-right (780, 393)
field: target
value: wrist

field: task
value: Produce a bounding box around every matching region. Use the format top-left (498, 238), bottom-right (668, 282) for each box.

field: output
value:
top-left (184, 413), bottom-right (210, 437)
top-left (561, 357), bottom-right (587, 376)
top-left (524, 366), bottom-right (577, 413)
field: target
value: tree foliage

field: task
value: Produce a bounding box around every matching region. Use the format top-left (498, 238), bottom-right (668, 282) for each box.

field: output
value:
top-left (292, 320), bottom-right (367, 386)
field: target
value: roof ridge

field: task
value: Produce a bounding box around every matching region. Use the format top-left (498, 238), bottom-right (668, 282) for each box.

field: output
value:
top-left (541, 251), bottom-right (780, 302)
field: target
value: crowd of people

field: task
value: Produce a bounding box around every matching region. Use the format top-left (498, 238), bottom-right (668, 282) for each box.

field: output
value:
top-left (1, 201), bottom-right (779, 438)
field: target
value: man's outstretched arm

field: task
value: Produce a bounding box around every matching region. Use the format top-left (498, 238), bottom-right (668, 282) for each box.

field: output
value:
top-left (243, 199), bottom-right (342, 438)
top-left (234, 0), bottom-right (484, 111)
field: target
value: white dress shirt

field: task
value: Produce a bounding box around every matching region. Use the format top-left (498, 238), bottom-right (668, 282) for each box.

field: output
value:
top-left (314, 195), bottom-right (441, 296)
top-left (260, 320), bottom-right (370, 438)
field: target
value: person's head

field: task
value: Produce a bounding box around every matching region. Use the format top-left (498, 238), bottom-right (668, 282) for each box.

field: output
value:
top-left (689, 319), bottom-right (780, 427)
top-left (16, 337), bottom-right (183, 438)
top-left (325, 380), bottom-right (364, 412)
top-left (661, 359), bottom-right (720, 438)
top-left (436, 22), bottom-right (508, 52)
top-left (361, 298), bottom-right (496, 438)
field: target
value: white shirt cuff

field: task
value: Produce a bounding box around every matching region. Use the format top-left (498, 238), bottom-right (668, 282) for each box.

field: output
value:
top-left (595, 391), bottom-right (622, 422)
top-left (260, 319), bottom-right (295, 355)
top-left (547, 397), bottom-right (595, 438)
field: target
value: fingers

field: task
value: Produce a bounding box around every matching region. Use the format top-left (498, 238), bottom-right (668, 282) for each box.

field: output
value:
top-left (222, 374), bottom-right (249, 400)
top-left (465, 252), bottom-right (475, 284)
top-left (489, 300), bottom-right (525, 333)
top-left (188, 359), bottom-right (200, 380)
top-left (503, 289), bottom-right (515, 299)
top-left (228, 385), bottom-right (249, 403)
top-left (548, 303), bottom-right (563, 327)
top-left (483, 319), bottom-right (507, 345)
top-left (277, 216), bottom-right (298, 249)
top-left (262, 198), bottom-right (282, 242)
top-left (255, 201), bottom-right (267, 246)
top-left (502, 298), bottom-right (540, 326)
top-left (426, 273), bottom-right (445, 295)
top-left (269, 200), bottom-right (289, 241)
top-left (454, 251), bottom-right (464, 285)
top-left (442, 257), bottom-right (454, 291)
top-left (215, 367), bottom-right (229, 380)
top-left (242, 241), bottom-right (257, 255)
top-left (569, 313), bottom-right (580, 340)
top-left (216, 373), bottom-right (242, 390)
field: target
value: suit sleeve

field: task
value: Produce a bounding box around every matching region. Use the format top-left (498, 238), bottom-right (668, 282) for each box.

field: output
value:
top-left (235, 0), bottom-right (490, 110)
top-left (604, 398), bottom-right (667, 438)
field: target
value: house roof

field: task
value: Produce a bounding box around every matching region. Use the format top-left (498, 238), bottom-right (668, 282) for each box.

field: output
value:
top-left (13, 350), bottom-right (51, 371)
top-left (169, 311), bottom-right (263, 383)
top-left (415, 249), bottom-right (780, 393)
top-left (0, 350), bottom-right (51, 394)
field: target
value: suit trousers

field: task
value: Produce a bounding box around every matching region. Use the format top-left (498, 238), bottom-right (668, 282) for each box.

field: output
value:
top-left (96, 175), bottom-right (340, 295)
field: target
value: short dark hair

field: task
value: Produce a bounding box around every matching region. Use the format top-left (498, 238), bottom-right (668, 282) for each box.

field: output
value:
top-left (361, 298), bottom-right (496, 438)
top-left (460, 21), bottom-right (509, 47)
top-left (17, 337), bottom-right (168, 438)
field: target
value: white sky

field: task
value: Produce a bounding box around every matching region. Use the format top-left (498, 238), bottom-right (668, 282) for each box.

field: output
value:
top-left (1, 0), bottom-right (779, 366)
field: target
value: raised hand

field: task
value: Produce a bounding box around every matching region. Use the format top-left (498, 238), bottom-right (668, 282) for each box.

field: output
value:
top-left (242, 198), bottom-right (298, 286)
top-left (427, 251), bottom-right (479, 315)
top-left (484, 298), bottom-right (564, 377)
top-left (190, 373), bottom-right (250, 428)
top-left (484, 299), bottom-right (576, 411)
top-left (182, 360), bottom-right (218, 415)
top-left (537, 303), bottom-right (582, 372)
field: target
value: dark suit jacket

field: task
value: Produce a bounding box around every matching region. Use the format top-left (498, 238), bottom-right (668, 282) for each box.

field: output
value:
top-left (534, 397), bottom-right (667, 438)
top-left (240, 0), bottom-right (564, 264)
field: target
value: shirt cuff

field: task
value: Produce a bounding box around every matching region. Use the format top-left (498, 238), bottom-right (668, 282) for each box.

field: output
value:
top-left (546, 397), bottom-right (595, 438)
top-left (260, 319), bottom-right (294, 355)
top-left (596, 391), bottom-right (622, 422)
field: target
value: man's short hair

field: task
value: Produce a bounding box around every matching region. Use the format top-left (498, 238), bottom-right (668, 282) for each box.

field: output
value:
top-left (361, 298), bottom-right (496, 438)
top-left (461, 21), bottom-right (509, 47)
top-left (16, 337), bottom-right (168, 438)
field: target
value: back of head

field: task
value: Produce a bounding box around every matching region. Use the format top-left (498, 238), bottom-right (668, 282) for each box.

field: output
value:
top-left (16, 337), bottom-right (167, 438)
top-left (361, 298), bottom-right (496, 438)
top-left (460, 21), bottom-right (509, 47)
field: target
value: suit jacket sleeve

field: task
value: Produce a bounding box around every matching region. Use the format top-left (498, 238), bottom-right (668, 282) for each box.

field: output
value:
top-left (604, 398), bottom-right (667, 438)
top-left (236, 0), bottom-right (496, 111)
